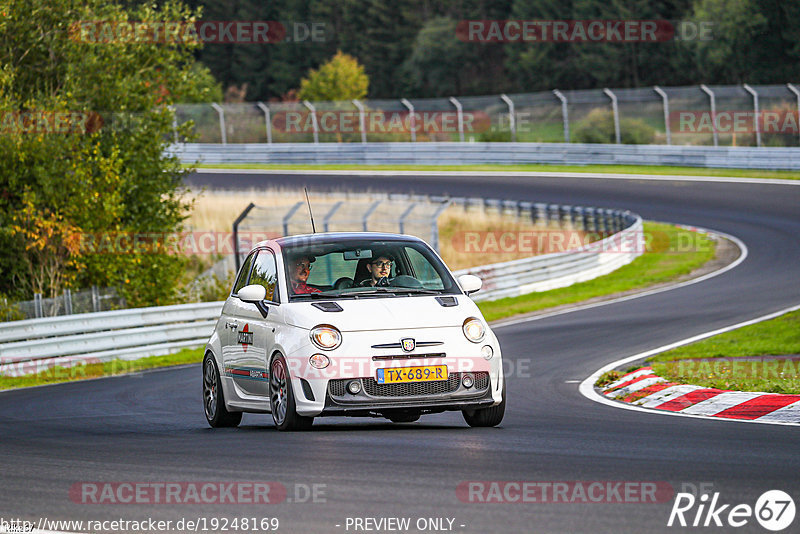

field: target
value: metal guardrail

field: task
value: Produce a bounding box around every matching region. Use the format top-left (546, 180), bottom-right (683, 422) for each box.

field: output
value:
top-left (0, 205), bottom-right (641, 376)
top-left (171, 142), bottom-right (800, 170)
top-left (454, 215), bottom-right (643, 302)
top-left (0, 302), bottom-right (223, 377)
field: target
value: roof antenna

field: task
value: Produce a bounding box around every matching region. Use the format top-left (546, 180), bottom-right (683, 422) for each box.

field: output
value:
top-left (304, 187), bottom-right (317, 233)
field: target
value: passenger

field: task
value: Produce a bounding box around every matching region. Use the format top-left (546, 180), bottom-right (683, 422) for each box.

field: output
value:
top-left (362, 253), bottom-right (394, 287)
top-left (289, 255), bottom-right (321, 294)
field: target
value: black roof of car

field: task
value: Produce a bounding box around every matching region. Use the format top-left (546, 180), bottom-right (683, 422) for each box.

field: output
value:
top-left (274, 232), bottom-right (424, 248)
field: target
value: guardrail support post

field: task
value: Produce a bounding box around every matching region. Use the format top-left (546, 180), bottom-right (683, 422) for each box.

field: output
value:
top-left (303, 100), bottom-right (320, 144)
top-left (653, 86), bottom-right (671, 145)
top-left (700, 84), bottom-right (719, 147)
top-left (743, 84), bottom-right (761, 147)
top-left (401, 99), bottom-right (416, 142)
top-left (500, 94), bottom-right (516, 142)
top-left (787, 84), bottom-right (800, 146)
top-left (256, 102), bottom-right (272, 144)
top-left (34, 293), bottom-right (43, 318)
top-left (449, 97), bottom-right (465, 142)
top-left (210, 103), bottom-right (227, 145)
top-left (352, 99), bottom-right (367, 144)
top-left (603, 88), bottom-right (621, 144)
top-left (232, 202), bottom-right (257, 273)
top-left (64, 289), bottom-right (72, 316)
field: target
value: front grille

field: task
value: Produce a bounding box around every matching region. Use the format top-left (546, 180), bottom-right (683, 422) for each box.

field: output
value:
top-left (327, 372), bottom-right (489, 399)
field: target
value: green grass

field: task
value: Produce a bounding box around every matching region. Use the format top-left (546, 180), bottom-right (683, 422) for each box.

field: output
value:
top-left (188, 162), bottom-right (800, 180)
top-left (2, 221), bottom-right (719, 390)
top-left (646, 310), bottom-right (800, 394)
top-left (0, 347), bottom-right (204, 391)
top-left (477, 222), bottom-right (717, 322)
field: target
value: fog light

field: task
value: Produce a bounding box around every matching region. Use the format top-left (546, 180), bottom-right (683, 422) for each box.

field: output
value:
top-left (462, 373), bottom-right (475, 388)
top-left (481, 345), bottom-right (494, 360)
top-left (347, 380), bottom-right (362, 394)
top-left (309, 354), bottom-right (330, 369)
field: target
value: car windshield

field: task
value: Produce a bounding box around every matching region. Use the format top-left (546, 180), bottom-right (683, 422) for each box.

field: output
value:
top-left (281, 238), bottom-right (460, 301)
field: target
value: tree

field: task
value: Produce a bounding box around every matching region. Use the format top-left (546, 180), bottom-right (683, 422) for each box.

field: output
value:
top-left (298, 51), bottom-right (369, 101)
top-left (0, 0), bottom-right (221, 307)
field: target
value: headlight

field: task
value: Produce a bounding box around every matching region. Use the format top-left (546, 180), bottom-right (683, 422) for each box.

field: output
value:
top-left (310, 325), bottom-right (342, 350)
top-left (309, 354), bottom-right (330, 369)
top-left (481, 345), bottom-right (494, 360)
top-left (462, 317), bottom-right (485, 343)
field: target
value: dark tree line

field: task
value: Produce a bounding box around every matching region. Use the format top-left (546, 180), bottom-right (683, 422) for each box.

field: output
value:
top-left (189, 0), bottom-right (800, 100)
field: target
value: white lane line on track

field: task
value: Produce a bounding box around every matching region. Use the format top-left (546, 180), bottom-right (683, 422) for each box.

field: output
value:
top-left (194, 168), bottom-right (800, 186)
top-left (490, 226), bottom-right (748, 330)
top-left (579, 302), bottom-right (800, 427)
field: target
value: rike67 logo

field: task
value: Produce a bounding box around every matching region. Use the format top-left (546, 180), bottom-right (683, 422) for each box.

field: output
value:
top-left (668, 490), bottom-right (795, 531)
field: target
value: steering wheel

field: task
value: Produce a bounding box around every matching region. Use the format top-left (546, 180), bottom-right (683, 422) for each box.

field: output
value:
top-left (333, 277), bottom-right (354, 290)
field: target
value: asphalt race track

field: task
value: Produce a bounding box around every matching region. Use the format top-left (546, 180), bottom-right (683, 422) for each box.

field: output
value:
top-left (1, 172), bottom-right (799, 533)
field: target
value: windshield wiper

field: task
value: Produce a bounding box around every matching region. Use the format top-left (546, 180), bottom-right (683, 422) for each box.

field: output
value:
top-left (291, 292), bottom-right (341, 299)
top-left (385, 288), bottom-right (443, 295)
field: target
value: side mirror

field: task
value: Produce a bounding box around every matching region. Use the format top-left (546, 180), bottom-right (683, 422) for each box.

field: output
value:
top-left (458, 274), bottom-right (482, 295)
top-left (238, 284), bottom-right (267, 303)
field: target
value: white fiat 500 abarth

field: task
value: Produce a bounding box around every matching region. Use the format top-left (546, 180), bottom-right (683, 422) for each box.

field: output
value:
top-left (203, 232), bottom-right (505, 431)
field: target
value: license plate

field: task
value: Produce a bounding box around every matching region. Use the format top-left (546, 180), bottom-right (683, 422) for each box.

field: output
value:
top-left (376, 365), bottom-right (448, 384)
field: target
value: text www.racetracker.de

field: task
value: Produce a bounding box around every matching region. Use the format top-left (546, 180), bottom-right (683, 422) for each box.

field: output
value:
top-left (0, 516), bottom-right (280, 533)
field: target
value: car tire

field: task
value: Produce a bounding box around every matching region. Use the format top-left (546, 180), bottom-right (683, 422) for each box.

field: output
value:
top-left (462, 384), bottom-right (505, 428)
top-left (203, 354), bottom-right (243, 428)
top-left (269, 354), bottom-right (314, 431)
top-left (386, 412), bottom-right (421, 423)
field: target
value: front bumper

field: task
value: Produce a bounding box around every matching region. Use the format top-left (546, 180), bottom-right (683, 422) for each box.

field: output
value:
top-left (321, 372), bottom-right (495, 416)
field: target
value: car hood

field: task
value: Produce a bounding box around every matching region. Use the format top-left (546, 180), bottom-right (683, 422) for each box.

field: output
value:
top-left (283, 295), bottom-right (479, 331)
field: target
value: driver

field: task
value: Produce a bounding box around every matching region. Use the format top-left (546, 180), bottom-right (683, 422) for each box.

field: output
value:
top-left (289, 254), bottom-right (321, 294)
top-left (362, 252), bottom-right (394, 287)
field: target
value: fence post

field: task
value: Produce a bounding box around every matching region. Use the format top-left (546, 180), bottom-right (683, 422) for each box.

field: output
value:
top-left (322, 201), bottom-right (343, 232)
top-left (352, 99), bottom-right (367, 144)
top-left (787, 84), bottom-right (800, 146)
top-left (281, 201), bottom-right (305, 237)
top-left (552, 89), bottom-right (570, 143)
top-left (653, 86), bottom-right (671, 145)
top-left (302, 100), bottom-right (319, 144)
top-left (430, 200), bottom-right (451, 253)
top-left (398, 203), bottom-right (417, 234)
top-left (64, 289), bottom-right (73, 315)
top-left (449, 97), bottom-right (465, 142)
top-left (210, 103), bottom-right (227, 144)
top-left (362, 200), bottom-right (382, 231)
top-left (232, 202), bottom-right (257, 273)
top-left (603, 88), bottom-right (621, 144)
top-left (700, 84), bottom-right (718, 147)
top-left (742, 84), bottom-right (760, 147)
top-left (256, 102), bottom-right (272, 144)
top-left (500, 94), bottom-right (516, 142)
top-left (91, 286), bottom-right (99, 313)
top-left (169, 105), bottom-right (178, 144)
top-left (34, 293), bottom-right (43, 318)
top-left (401, 99), bottom-right (416, 142)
